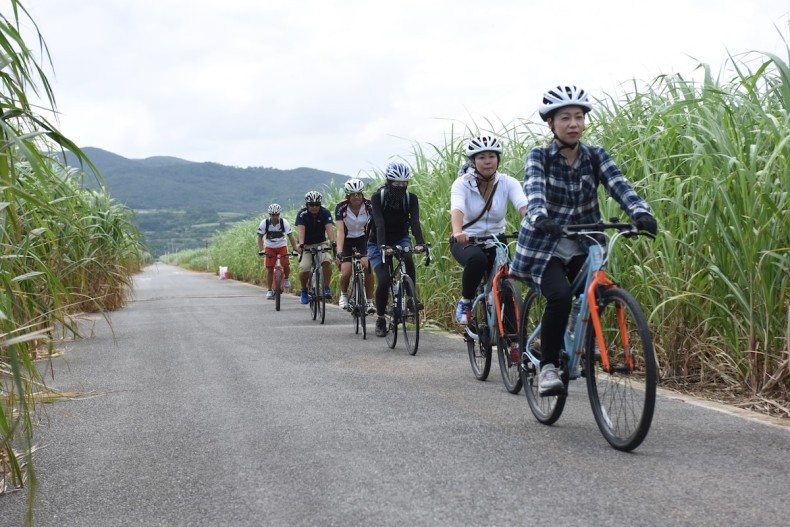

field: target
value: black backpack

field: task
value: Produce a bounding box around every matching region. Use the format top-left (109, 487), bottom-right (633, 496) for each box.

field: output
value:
top-left (263, 218), bottom-right (285, 239)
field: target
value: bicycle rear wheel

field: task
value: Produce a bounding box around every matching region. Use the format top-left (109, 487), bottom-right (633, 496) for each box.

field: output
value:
top-left (274, 268), bottom-right (282, 312)
top-left (466, 293), bottom-right (491, 381)
top-left (520, 290), bottom-right (566, 425)
top-left (496, 278), bottom-right (523, 394)
top-left (385, 284), bottom-right (398, 349)
top-left (401, 275), bottom-right (419, 355)
top-left (584, 287), bottom-right (656, 451)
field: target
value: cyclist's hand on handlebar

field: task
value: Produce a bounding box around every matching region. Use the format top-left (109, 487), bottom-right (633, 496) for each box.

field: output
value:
top-left (414, 244), bottom-right (426, 254)
top-left (634, 213), bottom-right (658, 236)
top-left (534, 216), bottom-right (564, 239)
top-left (258, 250), bottom-right (265, 256)
top-left (450, 232), bottom-right (469, 244)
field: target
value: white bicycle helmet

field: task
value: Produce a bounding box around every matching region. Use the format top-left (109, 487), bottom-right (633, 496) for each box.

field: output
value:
top-left (267, 203), bottom-right (282, 215)
top-left (343, 178), bottom-right (365, 194)
top-left (304, 191), bottom-right (322, 203)
top-left (384, 162), bottom-right (411, 181)
top-left (465, 135), bottom-right (503, 158)
top-left (538, 85), bottom-right (593, 121)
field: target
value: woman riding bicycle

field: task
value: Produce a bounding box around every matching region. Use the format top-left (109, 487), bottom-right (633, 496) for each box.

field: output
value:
top-left (450, 135), bottom-right (527, 325)
top-left (367, 162), bottom-right (427, 338)
top-left (510, 85), bottom-right (658, 396)
top-left (335, 178), bottom-right (375, 314)
top-left (257, 203), bottom-right (299, 299)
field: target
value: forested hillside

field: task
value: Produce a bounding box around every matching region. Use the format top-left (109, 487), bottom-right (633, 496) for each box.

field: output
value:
top-left (63, 147), bottom-right (347, 255)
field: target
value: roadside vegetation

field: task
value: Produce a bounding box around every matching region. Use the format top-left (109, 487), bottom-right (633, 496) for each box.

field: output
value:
top-left (0, 1), bottom-right (147, 519)
top-left (172, 46), bottom-right (789, 416)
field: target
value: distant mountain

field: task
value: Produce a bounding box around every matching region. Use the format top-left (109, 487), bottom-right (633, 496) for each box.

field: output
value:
top-left (64, 147), bottom-right (347, 214)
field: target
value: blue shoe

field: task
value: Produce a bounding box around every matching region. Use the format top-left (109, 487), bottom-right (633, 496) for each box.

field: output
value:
top-left (300, 289), bottom-right (309, 304)
top-left (324, 286), bottom-right (332, 299)
top-left (455, 299), bottom-right (472, 324)
top-left (284, 279), bottom-right (291, 290)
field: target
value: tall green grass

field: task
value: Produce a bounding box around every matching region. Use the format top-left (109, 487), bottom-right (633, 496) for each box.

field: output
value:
top-left (175, 50), bottom-right (788, 406)
top-left (1, 1), bottom-right (147, 517)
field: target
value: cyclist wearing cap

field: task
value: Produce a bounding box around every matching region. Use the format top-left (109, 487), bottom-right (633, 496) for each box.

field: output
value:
top-left (334, 178), bottom-right (375, 313)
top-left (450, 135), bottom-right (527, 324)
top-left (511, 85), bottom-right (657, 396)
top-left (367, 162), bottom-right (427, 337)
top-left (295, 191), bottom-right (336, 304)
top-left (257, 203), bottom-right (299, 299)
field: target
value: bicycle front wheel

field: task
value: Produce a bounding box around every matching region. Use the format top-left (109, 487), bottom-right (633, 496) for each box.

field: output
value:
top-left (584, 288), bottom-right (656, 451)
top-left (274, 268), bottom-right (282, 312)
top-left (353, 273), bottom-right (367, 339)
top-left (385, 284), bottom-right (398, 349)
top-left (401, 275), bottom-right (419, 355)
top-left (467, 294), bottom-right (491, 381)
top-left (520, 290), bottom-right (566, 425)
top-left (496, 278), bottom-right (523, 394)
top-left (309, 269), bottom-right (319, 321)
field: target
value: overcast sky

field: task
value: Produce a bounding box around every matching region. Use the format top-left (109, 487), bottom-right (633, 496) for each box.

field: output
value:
top-left (18, 0), bottom-right (790, 176)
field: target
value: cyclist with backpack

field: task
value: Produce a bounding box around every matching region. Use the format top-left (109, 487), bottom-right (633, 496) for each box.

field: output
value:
top-left (334, 178), bottom-right (375, 313)
top-left (450, 135), bottom-right (527, 324)
top-left (367, 162), bottom-right (427, 337)
top-left (295, 191), bottom-right (336, 304)
top-left (257, 203), bottom-right (299, 299)
top-left (510, 85), bottom-right (657, 396)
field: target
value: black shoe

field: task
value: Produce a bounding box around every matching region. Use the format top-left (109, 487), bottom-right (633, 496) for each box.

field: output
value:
top-left (375, 317), bottom-right (387, 337)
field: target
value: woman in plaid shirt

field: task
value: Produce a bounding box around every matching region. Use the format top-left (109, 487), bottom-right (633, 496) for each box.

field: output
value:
top-left (511, 85), bottom-right (658, 396)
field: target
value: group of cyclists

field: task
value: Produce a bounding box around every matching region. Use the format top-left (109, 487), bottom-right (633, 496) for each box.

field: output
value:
top-left (257, 161), bottom-right (427, 338)
top-left (257, 85), bottom-right (658, 396)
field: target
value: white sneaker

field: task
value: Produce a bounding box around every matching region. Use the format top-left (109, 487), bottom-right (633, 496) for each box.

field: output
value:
top-left (366, 299), bottom-right (375, 314)
top-left (265, 290), bottom-right (274, 300)
top-left (284, 279), bottom-right (291, 290)
top-left (339, 293), bottom-right (349, 309)
top-left (538, 364), bottom-right (564, 396)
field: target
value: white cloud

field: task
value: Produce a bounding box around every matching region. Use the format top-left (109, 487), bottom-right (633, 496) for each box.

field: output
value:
top-left (17, 0), bottom-right (790, 175)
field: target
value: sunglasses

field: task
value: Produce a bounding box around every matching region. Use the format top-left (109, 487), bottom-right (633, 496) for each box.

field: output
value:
top-left (390, 181), bottom-right (408, 188)
top-left (347, 192), bottom-right (363, 197)
top-left (307, 202), bottom-right (321, 207)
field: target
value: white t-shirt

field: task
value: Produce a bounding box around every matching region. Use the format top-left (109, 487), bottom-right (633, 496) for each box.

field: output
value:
top-left (257, 218), bottom-right (293, 249)
top-left (450, 170), bottom-right (527, 237)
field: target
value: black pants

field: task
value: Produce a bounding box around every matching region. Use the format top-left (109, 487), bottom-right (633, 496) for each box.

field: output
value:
top-left (540, 255), bottom-right (586, 367)
top-left (374, 254), bottom-right (416, 316)
top-left (450, 242), bottom-right (497, 300)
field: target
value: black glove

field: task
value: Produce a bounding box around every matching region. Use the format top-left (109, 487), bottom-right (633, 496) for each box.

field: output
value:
top-left (634, 214), bottom-right (657, 236)
top-left (534, 216), bottom-right (564, 239)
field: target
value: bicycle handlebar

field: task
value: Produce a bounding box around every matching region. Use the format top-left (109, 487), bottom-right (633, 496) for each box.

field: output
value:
top-left (563, 221), bottom-right (655, 239)
top-left (259, 250), bottom-right (298, 257)
top-left (381, 243), bottom-right (432, 266)
top-left (450, 232), bottom-right (519, 245)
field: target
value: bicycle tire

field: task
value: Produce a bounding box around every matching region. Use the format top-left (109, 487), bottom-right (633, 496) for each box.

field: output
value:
top-left (385, 283), bottom-right (398, 349)
top-left (401, 275), bottom-right (419, 355)
top-left (317, 267), bottom-right (326, 325)
top-left (520, 290), bottom-right (566, 425)
top-left (274, 267), bottom-right (282, 312)
top-left (584, 287), bottom-right (656, 451)
top-left (466, 291), bottom-right (491, 380)
top-left (496, 278), bottom-right (523, 394)
top-left (353, 271), bottom-right (367, 339)
top-left (309, 267), bottom-right (318, 321)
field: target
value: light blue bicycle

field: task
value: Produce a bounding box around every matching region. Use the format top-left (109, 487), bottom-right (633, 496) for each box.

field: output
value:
top-left (462, 232), bottom-right (523, 394)
top-left (519, 221), bottom-right (657, 451)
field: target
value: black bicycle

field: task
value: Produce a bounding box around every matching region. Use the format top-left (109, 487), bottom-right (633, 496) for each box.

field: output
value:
top-left (344, 249), bottom-right (370, 339)
top-left (382, 243), bottom-right (431, 355)
top-left (302, 245), bottom-right (332, 324)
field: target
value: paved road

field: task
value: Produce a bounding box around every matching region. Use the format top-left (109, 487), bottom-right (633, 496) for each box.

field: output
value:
top-left (4, 264), bottom-right (789, 527)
